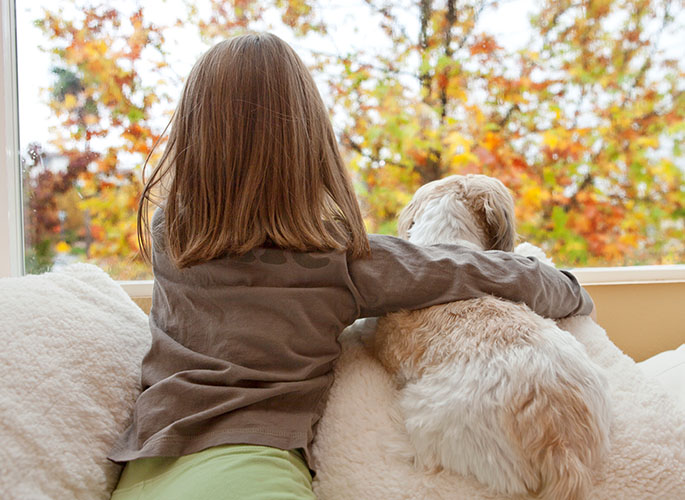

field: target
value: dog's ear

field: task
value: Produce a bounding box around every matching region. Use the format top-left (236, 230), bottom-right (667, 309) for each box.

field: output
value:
top-left (465, 176), bottom-right (517, 251)
top-left (398, 177), bottom-right (453, 240)
top-left (397, 198), bottom-right (419, 240)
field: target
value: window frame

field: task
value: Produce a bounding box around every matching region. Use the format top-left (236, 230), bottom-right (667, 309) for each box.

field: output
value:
top-left (2, 0), bottom-right (684, 293)
top-left (1, 0), bottom-right (23, 278)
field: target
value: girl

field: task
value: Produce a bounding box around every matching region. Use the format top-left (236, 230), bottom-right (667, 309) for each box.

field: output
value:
top-left (108, 32), bottom-right (594, 499)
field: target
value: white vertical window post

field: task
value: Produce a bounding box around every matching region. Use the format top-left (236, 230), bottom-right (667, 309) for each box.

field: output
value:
top-left (0, 0), bottom-right (23, 278)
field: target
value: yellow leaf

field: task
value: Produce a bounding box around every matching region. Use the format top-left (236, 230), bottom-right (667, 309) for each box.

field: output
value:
top-left (483, 132), bottom-right (501, 151)
top-left (64, 94), bottom-right (77, 108)
top-left (521, 184), bottom-right (549, 210)
top-left (542, 130), bottom-right (559, 149)
top-left (445, 131), bottom-right (471, 156)
top-left (619, 234), bottom-right (638, 247)
top-left (567, 241), bottom-right (585, 252)
top-left (55, 241), bottom-right (71, 253)
top-left (446, 79), bottom-right (467, 101)
top-left (635, 137), bottom-right (659, 148)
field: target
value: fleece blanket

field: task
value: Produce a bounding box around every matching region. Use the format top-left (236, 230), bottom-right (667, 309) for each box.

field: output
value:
top-left (312, 315), bottom-right (685, 499)
top-left (0, 264), bottom-right (151, 500)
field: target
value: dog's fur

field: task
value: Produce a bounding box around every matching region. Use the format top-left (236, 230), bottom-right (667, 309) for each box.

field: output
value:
top-left (372, 174), bottom-right (611, 499)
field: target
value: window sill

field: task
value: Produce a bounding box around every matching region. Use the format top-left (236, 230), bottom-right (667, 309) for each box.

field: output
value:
top-left (117, 264), bottom-right (685, 298)
top-left (569, 265), bottom-right (685, 286)
top-left (119, 280), bottom-right (154, 298)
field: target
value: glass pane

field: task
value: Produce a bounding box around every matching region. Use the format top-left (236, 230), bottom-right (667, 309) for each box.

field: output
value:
top-left (17, 1), bottom-right (685, 278)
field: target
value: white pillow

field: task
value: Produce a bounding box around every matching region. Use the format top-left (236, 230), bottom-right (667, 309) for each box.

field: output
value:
top-left (638, 344), bottom-right (685, 414)
top-left (0, 264), bottom-right (150, 500)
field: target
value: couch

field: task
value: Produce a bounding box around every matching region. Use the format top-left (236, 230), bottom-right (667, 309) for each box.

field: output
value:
top-left (1, 264), bottom-right (683, 499)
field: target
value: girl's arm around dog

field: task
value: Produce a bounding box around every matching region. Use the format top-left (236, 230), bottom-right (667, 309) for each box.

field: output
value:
top-left (344, 234), bottom-right (594, 320)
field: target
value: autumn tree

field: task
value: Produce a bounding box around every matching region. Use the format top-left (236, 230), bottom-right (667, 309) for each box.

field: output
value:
top-left (25, 6), bottom-right (169, 278)
top-left (25, 0), bottom-right (684, 278)
top-left (322, 0), bottom-right (684, 265)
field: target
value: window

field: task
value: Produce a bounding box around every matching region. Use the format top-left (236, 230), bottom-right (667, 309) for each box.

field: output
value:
top-left (4, 0), bottom-right (685, 284)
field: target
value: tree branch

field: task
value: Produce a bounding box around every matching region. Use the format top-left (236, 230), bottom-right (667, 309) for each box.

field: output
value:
top-left (340, 131), bottom-right (414, 172)
top-left (418, 0), bottom-right (433, 101)
top-left (439, 0), bottom-right (457, 121)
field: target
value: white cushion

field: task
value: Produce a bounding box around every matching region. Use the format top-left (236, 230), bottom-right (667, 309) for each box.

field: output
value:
top-left (0, 264), bottom-right (150, 500)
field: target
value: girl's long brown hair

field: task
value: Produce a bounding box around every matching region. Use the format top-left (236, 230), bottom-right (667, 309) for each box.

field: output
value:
top-left (138, 33), bottom-right (370, 268)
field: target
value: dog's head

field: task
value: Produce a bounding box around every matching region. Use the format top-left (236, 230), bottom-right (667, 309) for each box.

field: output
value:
top-left (397, 174), bottom-right (516, 251)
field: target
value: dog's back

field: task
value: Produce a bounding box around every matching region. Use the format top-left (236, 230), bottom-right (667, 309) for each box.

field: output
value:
top-left (373, 296), bottom-right (611, 499)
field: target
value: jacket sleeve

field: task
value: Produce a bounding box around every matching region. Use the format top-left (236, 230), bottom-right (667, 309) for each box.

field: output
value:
top-left (345, 234), bottom-right (594, 320)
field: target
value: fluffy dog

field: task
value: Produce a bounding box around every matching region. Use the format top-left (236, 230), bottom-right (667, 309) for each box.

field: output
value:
top-left (372, 174), bottom-right (611, 499)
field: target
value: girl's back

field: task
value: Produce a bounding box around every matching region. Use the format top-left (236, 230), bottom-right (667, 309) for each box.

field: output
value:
top-left (109, 206), bottom-right (359, 466)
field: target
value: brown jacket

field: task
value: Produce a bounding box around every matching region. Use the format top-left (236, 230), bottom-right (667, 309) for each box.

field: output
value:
top-left (108, 208), bottom-right (593, 467)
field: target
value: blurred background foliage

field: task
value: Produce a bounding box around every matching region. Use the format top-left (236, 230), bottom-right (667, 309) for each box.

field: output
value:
top-left (20, 0), bottom-right (684, 278)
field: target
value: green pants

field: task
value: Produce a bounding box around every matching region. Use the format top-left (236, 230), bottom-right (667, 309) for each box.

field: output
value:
top-left (110, 444), bottom-right (316, 500)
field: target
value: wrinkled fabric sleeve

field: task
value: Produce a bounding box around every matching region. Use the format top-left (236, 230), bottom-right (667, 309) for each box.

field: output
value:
top-left (345, 234), bottom-right (594, 320)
